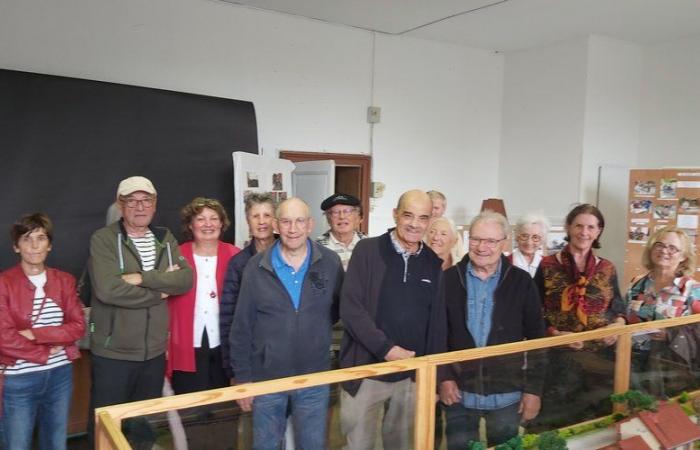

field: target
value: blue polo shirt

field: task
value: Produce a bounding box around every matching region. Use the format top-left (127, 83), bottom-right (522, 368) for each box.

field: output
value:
top-left (271, 240), bottom-right (311, 311)
top-left (463, 260), bottom-right (522, 410)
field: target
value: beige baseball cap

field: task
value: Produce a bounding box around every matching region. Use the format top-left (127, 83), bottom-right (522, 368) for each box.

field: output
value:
top-left (116, 176), bottom-right (157, 198)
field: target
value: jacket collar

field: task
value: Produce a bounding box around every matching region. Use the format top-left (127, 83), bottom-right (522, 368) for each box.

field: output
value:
top-left (454, 253), bottom-right (513, 286)
top-left (115, 219), bottom-right (167, 242)
top-left (4, 263), bottom-right (55, 292)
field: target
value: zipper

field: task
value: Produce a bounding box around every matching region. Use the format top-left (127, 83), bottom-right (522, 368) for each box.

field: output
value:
top-left (144, 308), bottom-right (150, 360)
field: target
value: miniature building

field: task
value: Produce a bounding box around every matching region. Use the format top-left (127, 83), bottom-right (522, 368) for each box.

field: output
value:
top-left (614, 402), bottom-right (700, 450)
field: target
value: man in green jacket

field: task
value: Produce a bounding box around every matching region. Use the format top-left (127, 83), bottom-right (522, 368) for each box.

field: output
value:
top-left (87, 176), bottom-right (192, 448)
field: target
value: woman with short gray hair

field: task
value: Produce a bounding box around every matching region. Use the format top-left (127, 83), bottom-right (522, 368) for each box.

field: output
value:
top-left (510, 213), bottom-right (550, 277)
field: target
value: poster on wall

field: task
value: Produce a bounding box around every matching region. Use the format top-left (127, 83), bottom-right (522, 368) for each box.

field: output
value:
top-left (624, 168), bottom-right (700, 288)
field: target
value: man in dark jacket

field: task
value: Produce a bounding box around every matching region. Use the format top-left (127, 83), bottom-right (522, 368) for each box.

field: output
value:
top-left (339, 190), bottom-right (446, 450)
top-left (439, 211), bottom-right (545, 449)
top-left (230, 197), bottom-right (343, 450)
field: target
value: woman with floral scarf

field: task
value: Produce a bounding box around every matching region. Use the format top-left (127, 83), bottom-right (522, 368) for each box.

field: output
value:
top-left (532, 204), bottom-right (625, 428)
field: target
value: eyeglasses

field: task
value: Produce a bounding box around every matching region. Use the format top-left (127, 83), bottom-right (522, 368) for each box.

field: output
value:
top-left (652, 242), bottom-right (681, 255)
top-left (469, 237), bottom-right (506, 249)
top-left (277, 217), bottom-right (310, 229)
top-left (328, 207), bottom-right (358, 218)
top-left (122, 197), bottom-right (155, 208)
top-left (517, 233), bottom-right (542, 243)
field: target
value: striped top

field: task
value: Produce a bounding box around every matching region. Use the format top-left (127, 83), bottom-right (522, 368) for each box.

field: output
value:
top-left (129, 231), bottom-right (156, 271)
top-left (5, 272), bottom-right (70, 375)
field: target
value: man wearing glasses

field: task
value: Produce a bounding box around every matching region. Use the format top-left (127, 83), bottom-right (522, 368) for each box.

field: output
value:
top-left (438, 210), bottom-right (545, 449)
top-left (87, 176), bottom-right (192, 448)
top-left (317, 193), bottom-right (366, 271)
top-left (230, 197), bottom-right (343, 449)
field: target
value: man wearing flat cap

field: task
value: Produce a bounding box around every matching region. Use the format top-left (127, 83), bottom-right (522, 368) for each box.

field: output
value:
top-left (87, 176), bottom-right (192, 448)
top-left (317, 193), bottom-right (366, 271)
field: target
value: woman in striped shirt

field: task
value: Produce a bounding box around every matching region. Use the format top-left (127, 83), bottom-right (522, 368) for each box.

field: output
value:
top-left (0, 213), bottom-right (85, 450)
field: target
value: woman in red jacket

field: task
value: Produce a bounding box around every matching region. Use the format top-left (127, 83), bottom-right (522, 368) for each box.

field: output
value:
top-left (0, 213), bottom-right (85, 450)
top-left (167, 198), bottom-right (240, 394)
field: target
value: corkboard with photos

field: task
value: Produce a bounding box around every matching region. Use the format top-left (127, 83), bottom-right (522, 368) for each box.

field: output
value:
top-left (624, 168), bottom-right (700, 290)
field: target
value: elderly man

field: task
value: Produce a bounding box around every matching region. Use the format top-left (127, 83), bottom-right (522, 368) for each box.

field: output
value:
top-left (87, 176), bottom-right (192, 447)
top-left (316, 193), bottom-right (366, 271)
top-left (427, 190), bottom-right (447, 218)
top-left (339, 189), bottom-right (446, 450)
top-left (439, 211), bottom-right (545, 449)
top-left (230, 197), bottom-right (343, 450)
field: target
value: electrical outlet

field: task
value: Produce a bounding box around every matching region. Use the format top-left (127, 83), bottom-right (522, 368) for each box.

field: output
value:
top-left (370, 181), bottom-right (385, 198)
top-left (367, 106), bottom-right (381, 124)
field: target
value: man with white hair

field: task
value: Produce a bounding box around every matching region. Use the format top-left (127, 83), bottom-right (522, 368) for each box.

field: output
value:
top-left (439, 210), bottom-right (545, 449)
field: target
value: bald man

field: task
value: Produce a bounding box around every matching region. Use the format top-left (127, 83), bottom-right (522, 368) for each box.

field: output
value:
top-left (339, 190), bottom-right (446, 450)
top-left (230, 198), bottom-right (344, 450)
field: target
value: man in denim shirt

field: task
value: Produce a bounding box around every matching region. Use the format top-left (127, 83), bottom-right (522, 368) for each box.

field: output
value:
top-left (439, 211), bottom-right (545, 449)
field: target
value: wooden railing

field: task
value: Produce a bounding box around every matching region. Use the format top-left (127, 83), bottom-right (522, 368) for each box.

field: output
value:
top-left (95, 313), bottom-right (700, 449)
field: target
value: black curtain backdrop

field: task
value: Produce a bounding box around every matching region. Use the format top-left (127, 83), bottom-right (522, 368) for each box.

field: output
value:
top-left (0, 69), bottom-right (258, 277)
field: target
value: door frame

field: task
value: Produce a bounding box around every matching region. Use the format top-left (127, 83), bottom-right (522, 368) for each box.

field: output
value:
top-left (279, 151), bottom-right (371, 235)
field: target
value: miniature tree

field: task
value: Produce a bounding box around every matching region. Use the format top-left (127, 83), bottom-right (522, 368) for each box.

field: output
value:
top-left (521, 433), bottom-right (538, 449)
top-left (679, 391), bottom-right (690, 403)
top-left (536, 431), bottom-right (568, 450)
top-left (610, 390), bottom-right (657, 415)
top-left (495, 435), bottom-right (524, 449)
top-left (467, 440), bottom-right (487, 450)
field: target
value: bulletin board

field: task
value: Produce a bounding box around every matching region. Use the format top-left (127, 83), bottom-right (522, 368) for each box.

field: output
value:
top-left (623, 168), bottom-right (700, 289)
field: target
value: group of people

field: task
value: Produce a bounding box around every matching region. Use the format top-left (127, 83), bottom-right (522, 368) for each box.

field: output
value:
top-left (0, 176), bottom-right (698, 450)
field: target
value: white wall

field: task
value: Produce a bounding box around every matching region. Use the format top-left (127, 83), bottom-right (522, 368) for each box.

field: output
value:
top-left (639, 34), bottom-right (700, 167)
top-left (499, 38), bottom-right (589, 223)
top-left (0, 0), bottom-right (505, 235)
top-left (370, 34), bottom-right (503, 231)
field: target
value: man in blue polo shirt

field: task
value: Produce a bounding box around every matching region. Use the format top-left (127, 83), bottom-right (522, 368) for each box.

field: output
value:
top-left (230, 197), bottom-right (344, 450)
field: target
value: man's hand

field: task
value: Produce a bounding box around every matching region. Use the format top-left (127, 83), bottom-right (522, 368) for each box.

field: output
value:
top-left (439, 380), bottom-right (462, 406)
top-left (384, 345), bottom-right (415, 361)
top-left (18, 329), bottom-right (35, 340)
top-left (519, 393), bottom-right (541, 421)
top-left (121, 273), bottom-right (143, 285)
top-left (237, 397), bottom-right (254, 412)
top-left (166, 264), bottom-right (181, 272)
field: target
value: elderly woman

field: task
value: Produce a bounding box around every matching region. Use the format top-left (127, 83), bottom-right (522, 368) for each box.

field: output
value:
top-left (221, 192), bottom-right (277, 378)
top-left (534, 204), bottom-right (625, 426)
top-left (426, 217), bottom-right (464, 270)
top-left (0, 213), bottom-right (85, 450)
top-left (167, 197), bottom-right (240, 394)
top-left (510, 213), bottom-right (550, 277)
top-left (627, 226), bottom-right (700, 397)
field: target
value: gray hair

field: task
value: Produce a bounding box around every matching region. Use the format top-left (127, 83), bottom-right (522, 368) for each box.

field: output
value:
top-left (244, 192), bottom-right (275, 215)
top-left (514, 212), bottom-right (550, 237)
top-left (469, 210), bottom-right (510, 238)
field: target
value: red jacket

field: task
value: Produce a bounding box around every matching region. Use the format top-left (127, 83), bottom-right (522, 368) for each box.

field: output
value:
top-left (0, 264), bottom-right (85, 367)
top-left (167, 241), bottom-right (240, 376)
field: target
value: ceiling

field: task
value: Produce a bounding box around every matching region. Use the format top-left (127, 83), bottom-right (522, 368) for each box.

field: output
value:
top-left (219, 0), bottom-right (700, 52)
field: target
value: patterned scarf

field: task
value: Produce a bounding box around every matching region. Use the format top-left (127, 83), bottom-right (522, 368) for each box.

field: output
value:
top-left (559, 245), bottom-right (597, 327)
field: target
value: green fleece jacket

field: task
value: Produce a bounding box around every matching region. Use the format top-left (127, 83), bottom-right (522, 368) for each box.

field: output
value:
top-left (88, 220), bottom-right (192, 361)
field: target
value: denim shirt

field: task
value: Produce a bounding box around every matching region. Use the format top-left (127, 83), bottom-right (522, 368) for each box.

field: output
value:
top-left (462, 260), bottom-right (522, 410)
top-left (271, 240), bottom-right (311, 311)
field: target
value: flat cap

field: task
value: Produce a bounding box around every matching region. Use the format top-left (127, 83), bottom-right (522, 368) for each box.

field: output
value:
top-left (321, 193), bottom-right (360, 211)
top-left (117, 176), bottom-right (157, 198)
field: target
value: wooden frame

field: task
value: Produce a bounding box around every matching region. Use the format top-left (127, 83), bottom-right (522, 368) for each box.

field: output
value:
top-left (96, 314), bottom-right (700, 450)
top-left (279, 151), bottom-right (372, 235)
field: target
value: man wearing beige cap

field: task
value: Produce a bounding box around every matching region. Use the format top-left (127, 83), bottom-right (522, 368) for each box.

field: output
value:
top-left (87, 176), bottom-right (192, 448)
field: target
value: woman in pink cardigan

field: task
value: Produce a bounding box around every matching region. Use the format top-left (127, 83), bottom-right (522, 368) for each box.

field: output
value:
top-left (167, 198), bottom-right (239, 394)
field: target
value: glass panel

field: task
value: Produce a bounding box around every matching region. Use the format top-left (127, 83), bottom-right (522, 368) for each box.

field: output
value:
top-left (122, 371), bottom-right (418, 450)
top-left (630, 322), bottom-right (700, 399)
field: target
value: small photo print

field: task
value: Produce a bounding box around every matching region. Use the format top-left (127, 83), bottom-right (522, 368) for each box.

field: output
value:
top-left (628, 226), bottom-right (649, 242)
top-left (630, 199), bottom-right (653, 215)
top-left (653, 224), bottom-right (669, 233)
top-left (272, 173), bottom-right (283, 191)
top-left (679, 197), bottom-right (700, 213)
top-left (660, 178), bottom-right (677, 199)
top-left (547, 228), bottom-right (567, 253)
top-left (633, 180), bottom-right (656, 196)
top-left (246, 172), bottom-right (260, 188)
top-left (272, 191), bottom-right (288, 205)
top-left (653, 203), bottom-right (677, 220)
